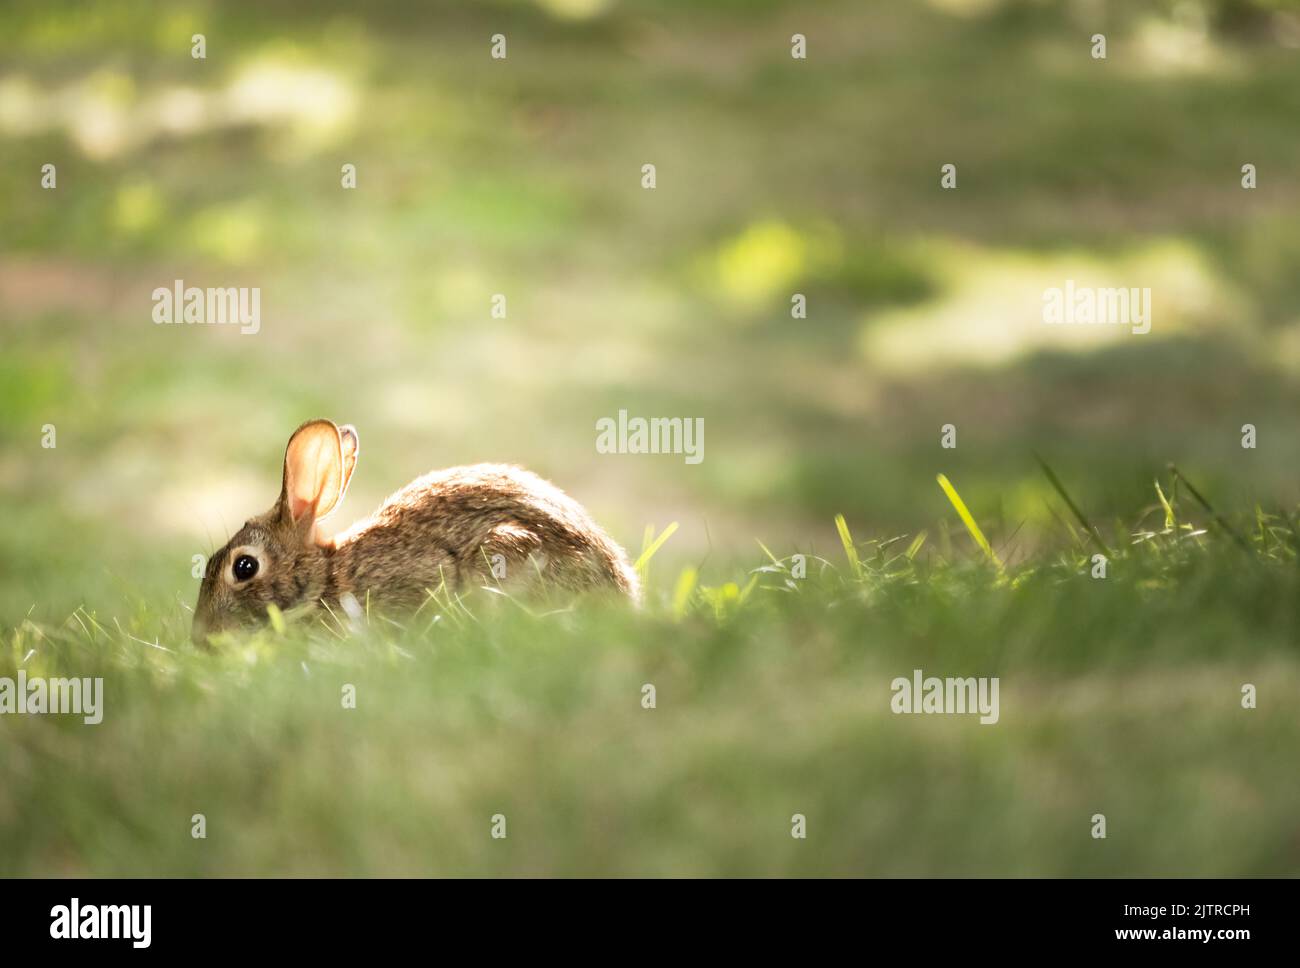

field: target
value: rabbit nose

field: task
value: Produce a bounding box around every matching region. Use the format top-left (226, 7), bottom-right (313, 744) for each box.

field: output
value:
top-left (190, 616), bottom-right (209, 647)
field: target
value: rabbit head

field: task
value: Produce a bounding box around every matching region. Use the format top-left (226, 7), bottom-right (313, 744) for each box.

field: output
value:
top-left (192, 419), bottom-right (358, 645)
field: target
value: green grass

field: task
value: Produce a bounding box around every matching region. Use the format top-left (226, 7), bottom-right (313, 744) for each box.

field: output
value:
top-left (3, 483), bottom-right (1298, 876)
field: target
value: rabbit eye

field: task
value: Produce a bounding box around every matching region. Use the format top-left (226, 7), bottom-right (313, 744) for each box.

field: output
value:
top-left (233, 554), bottom-right (259, 582)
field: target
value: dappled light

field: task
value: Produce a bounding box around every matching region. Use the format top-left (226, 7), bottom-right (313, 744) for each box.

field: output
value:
top-left (859, 238), bottom-right (1241, 371)
top-left (710, 220), bottom-right (815, 311)
top-left (0, 50), bottom-right (357, 160)
top-left (0, 0), bottom-right (1297, 616)
top-left (534, 0), bottom-right (612, 21)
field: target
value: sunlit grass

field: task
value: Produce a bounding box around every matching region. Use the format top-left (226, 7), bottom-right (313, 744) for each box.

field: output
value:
top-left (3, 484), bottom-right (1298, 875)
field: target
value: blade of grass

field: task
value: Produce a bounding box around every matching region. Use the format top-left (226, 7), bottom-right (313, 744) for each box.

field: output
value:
top-left (936, 474), bottom-right (1004, 573)
top-left (1169, 464), bottom-right (1252, 554)
top-left (671, 566), bottom-right (697, 619)
top-left (755, 539), bottom-right (782, 567)
top-left (266, 603), bottom-right (287, 635)
top-left (833, 514), bottom-right (862, 579)
top-left (635, 521), bottom-right (679, 573)
top-left (1154, 479), bottom-right (1176, 532)
top-left (904, 530), bottom-right (928, 560)
top-left (1033, 454), bottom-right (1112, 558)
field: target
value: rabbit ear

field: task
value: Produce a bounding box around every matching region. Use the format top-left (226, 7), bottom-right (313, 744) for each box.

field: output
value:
top-left (338, 424), bottom-right (360, 501)
top-left (280, 419), bottom-right (345, 526)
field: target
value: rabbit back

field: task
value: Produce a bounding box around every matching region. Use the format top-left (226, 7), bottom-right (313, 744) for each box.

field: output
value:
top-left (333, 464), bottom-right (640, 606)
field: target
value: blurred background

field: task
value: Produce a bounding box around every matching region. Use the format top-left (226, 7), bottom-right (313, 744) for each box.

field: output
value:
top-left (3, 0), bottom-right (1300, 624)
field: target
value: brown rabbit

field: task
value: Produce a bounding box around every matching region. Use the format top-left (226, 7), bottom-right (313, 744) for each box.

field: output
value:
top-left (191, 419), bottom-right (639, 644)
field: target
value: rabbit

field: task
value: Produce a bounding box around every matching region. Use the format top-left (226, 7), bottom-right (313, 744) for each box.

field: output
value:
top-left (191, 418), bottom-right (640, 644)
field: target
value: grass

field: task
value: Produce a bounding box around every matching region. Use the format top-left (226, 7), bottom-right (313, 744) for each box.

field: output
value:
top-left (3, 477), bottom-right (1298, 877)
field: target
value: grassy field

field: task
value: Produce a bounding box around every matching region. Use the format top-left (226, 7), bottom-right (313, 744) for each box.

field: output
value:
top-left (3, 480), bottom-right (1300, 876)
top-left (3, 0), bottom-right (1300, 875)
